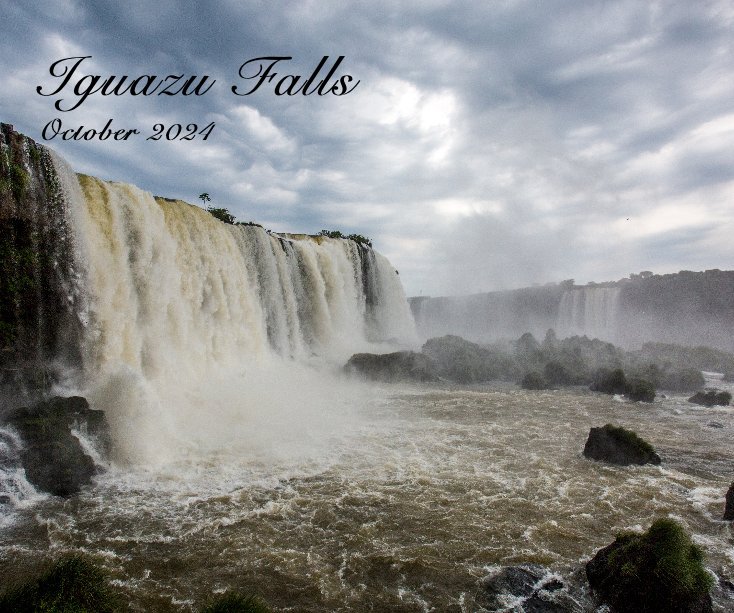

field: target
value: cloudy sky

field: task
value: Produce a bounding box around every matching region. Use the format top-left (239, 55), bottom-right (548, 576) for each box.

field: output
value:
top-left (2, 1), bottom-right (733, 296)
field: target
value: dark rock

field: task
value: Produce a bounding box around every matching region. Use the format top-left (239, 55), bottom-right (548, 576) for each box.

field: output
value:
top-left (479, 566), bottom-right (572, 612)
top-left (344, 351), bottom-right (439, 383)
top-left (724, 483), bottom-right (734, 521)
top-left (4, 396), bottom-right (110, 496)
top-left (586, 518), bottom-right (713, 613)
top-left (707, 422), bottom-right (724, 428)
top-left (688, 390), bottom-right (732, 407)
top-left (421, 334), bottom-right (509, 383)
top-left (583, 424), bottom-right (661, 466)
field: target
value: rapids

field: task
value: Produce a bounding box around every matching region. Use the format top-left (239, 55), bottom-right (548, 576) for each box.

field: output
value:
top-left (1, 384), bottom-right (732, 611)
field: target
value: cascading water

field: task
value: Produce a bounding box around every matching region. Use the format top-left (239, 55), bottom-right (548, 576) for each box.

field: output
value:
top-left (36, 154), bottom-right (417, 465)
top-left (556, 286), bottom-right (621, 342)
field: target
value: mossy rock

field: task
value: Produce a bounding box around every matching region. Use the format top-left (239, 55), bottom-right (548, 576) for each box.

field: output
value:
top-left (586, 518), bottom-right (713, 612)
top-left (583, 424), bottom-right (660, 466)
top-left (0, 555), bottom-right (120, 612)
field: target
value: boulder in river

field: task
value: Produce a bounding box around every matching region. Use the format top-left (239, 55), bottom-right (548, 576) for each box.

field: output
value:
top-left (724, 483), bottom-right (734, 521)
top-left (478, 565), bottom-right (573, 612)
top-left (586, 518), bottom-right (713, 613)
top-left (583, 424), bottom-right (661, 466)
top-left (688, 390), bottom-right (731, 407)
top-left (344, 351), bottom-right (439, 383)
top-left (4, 396), bottom-right (110, 496)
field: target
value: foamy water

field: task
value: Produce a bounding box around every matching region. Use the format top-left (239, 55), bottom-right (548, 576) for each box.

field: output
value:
top-left (1, 384), bottom-right (732, 611)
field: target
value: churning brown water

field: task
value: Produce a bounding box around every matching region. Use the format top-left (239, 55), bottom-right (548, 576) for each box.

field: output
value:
top-left (1, 384), bottom-right (733, 611)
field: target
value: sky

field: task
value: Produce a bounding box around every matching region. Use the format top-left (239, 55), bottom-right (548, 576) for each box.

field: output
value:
top-left (2, 0), bottom-right (733, 297)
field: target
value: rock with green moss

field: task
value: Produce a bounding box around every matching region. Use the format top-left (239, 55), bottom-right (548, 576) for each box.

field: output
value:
top-left (0, 555), bottom-right (119, 612)
top-left (586, 518), bottom-right (713, 612)
top-left (200, 591), bottom-right (271, 613)
top-left (583, 424), bottom-right (661, 466)
top-left (4, 396), bottom-right (110, 496)
top-left (625, 377), bottom-right (656, 403)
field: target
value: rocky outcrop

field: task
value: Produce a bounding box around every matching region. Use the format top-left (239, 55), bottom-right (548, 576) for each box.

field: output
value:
top-left (0, 123), bottom-right (84, 403)
top-left (344, 351), bottom-right (439, 383)
top-left (586, 518), bottom-right (713, 612)
top-left (478, 565), bottom-right (573, 612)
top-left (724, 483), bottom-right (734, 521)
top-left (583, 424), bottom-right (661, 466)
top-left (688, 390), bottom-right (731, 407)
top-left (421, 334), bottom-right (506, 383)
top-left (4, 396), bottom-right (110, 496)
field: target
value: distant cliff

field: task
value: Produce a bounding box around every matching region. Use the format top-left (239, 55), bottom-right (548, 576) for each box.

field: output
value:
top-left (410, 270), bottom-right (734, 351)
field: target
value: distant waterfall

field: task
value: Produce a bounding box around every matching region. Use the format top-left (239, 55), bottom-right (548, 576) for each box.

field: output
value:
top-left (556, 287), bottom-right (621, 342)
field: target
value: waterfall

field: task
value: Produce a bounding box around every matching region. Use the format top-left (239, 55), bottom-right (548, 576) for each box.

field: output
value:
top-left (556, 287), bottom-right (621, 342)
top-left (1, 139), bottom-right (417, 464)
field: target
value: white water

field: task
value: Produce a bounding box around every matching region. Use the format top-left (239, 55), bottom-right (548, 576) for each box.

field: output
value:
top-left (51, 161), bottom-right (416, 466)
top-left (556, 287), bottom-right (621, 342)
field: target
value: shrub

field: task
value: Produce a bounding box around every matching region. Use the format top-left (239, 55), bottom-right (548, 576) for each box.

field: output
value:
top-left (346, 233), bottom-right (372, 247)
top-left (0, 555), bottom-right (119, 612)
top-left (625, 378), bottom-right (656, 403)
top-left (207, 207), bottom-right (236, 224)
top-left (318, 229), bottom-right (344, 238)
top-left (543, 360), bottom-right (573, 385)
top-left (591, 368), bottom-right (627, 395)
top-left (521, 371), bottom-right (548, 390)
top-left (661, 368), bottom-right (705, 392)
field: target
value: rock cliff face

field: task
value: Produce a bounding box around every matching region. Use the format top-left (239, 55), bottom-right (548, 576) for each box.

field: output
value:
top-left (0, 123), bottom-right (83, 406)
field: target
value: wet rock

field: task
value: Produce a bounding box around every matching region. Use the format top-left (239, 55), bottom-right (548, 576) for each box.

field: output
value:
top-left (4, 396), bottom-right (110, 496)
top-left (688, 390), bottom-right (732, 407)
top-left (586, 518), bottom-right (713, 613)
top-left (344, 351), bottom-right (439, 383)
top-left (583, 424), bottom-right (661, 466)
top-left (724, 483), bottom-right (734, 521)
top-left (478, 566), bottom-right (573, 612)
top-left (421, 334), bottom-right (506, 383)
top-left (707, 422), bottom-right (724, 428)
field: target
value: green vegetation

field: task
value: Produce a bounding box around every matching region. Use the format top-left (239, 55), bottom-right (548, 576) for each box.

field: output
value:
top-left (520, 371), bottom-right (548, 390)
top-left (591, 368), bottom-right (627, 395)
top-left (200, 592), bottom-right (271, 613)
top-left (207, 206), bottom-right (236, 224)
top-left (319, 229), bottom-right (344, 238)
top-left (600, 424), bottom-right (656, 456)
top-left (660, 368), bottom-right (706, 392)
top-left (0, 555), bottom-right (119, 612)
top-left (586, 518), bottom-right (713, 613)
top-left (9, 162), bottom-right (30, 201)
top-left (199, 192), bottom-right (211, 205)
top-left (319, 229), bottom-right (373, 247)
top-left (624, 377), bottom-right (656, 403)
